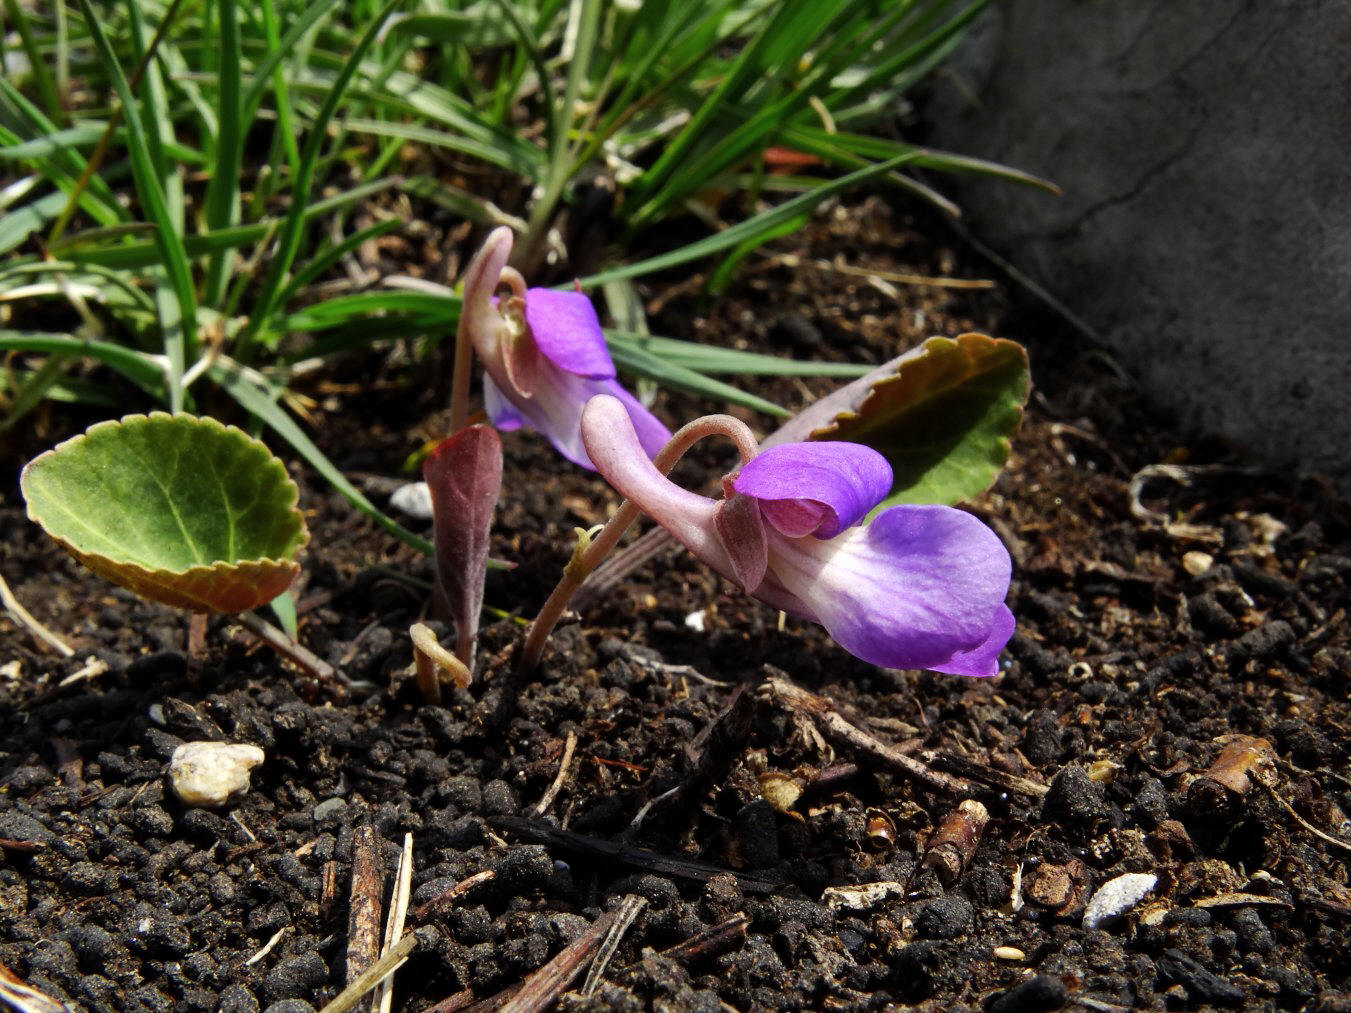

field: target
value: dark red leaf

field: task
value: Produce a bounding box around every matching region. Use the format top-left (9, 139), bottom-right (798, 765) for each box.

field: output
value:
top-left (423, 424), bottom-right (503, 671)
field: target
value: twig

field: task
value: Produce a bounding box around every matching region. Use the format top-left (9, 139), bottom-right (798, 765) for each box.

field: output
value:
top-left (763, 676), bottom-right (979, 798)
top-left (767, 250), bottom-right (996, 290)
top-left (319, 929), bottom-right (424, 1013)
top-left (533, 731), bottom-right (578, 817)
top-left (916, 749), bottom-right (1049, 800)
top-left (489, 816), bottom-right (780, 893)
top-left (347, 825), bottom-right (383, 986)
top-left (497, 909), bottom-right (618, 1013)
top-left (242, 927), bottom-right (288, 967)
top-left (1127, 464), bottom-right (1272, 544)
top-left (236, 610), bottom-right (350, 685)
top-left (1261, 781), bottom-right (1351, 853)
top-left (375, 834), bottom-right (415, 1013)
top-left (0, 570), bottom-right (74, 657)
top-left (626, 686), bottom-right (755, 836)
top-left (653, 912), bottom-right (750, 965)
top-left (321, 861), bottom-right (342, 923)
top-left (424, 989), bottom-right (475, 1013)
top-left (55, 656), bottom-right (108, 689)
top-left (412, 870), bottom-right (495, 923)
top-left (580, 895), bottom-right (646, 998)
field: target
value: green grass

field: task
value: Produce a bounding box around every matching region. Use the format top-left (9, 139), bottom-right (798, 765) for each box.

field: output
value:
top-left (0, 0), bottom-right (1048, 552)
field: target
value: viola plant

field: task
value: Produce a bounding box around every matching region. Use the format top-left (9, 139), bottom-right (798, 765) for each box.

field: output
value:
top-left (453, 226), bottom-right (671, 468)
top-left (574, 395), bottom-right (1013, 674)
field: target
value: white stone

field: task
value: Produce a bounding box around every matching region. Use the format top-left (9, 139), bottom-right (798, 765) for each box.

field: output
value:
top-left (389, 481), bottom-right (434, 519)
top-left (1082, 872), bottom-right (1157, 930)
top-left (168, 742), bottom-right (264, 809)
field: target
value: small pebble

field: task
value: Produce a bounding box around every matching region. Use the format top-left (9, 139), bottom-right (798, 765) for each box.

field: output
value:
top-left (389, 481), bottom-right (433, 519)
top-left (1182, 551), bottom-right (1214, 576)
top-left (312, 797), bottom-right (346, 821)
top-left (994, 945), bottom-right (1026, 961)
top-left (1082, 871), bottom-right (1157, 929)
top-left (167, 742), bottom-right (265, 809)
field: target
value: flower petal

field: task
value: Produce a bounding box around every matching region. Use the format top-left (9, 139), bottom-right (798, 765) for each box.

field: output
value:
top-left (482, 375), bottom-right (525, 432)
top-left (524, 288), bottom-right (616, 380)
top-left (765, 504), bottom-right (1012, 672)
top-left (500, 368), bottom-right (670, 470)
top-left (733, 441), bottom-right (891, 539)
top-left (928, 605), bottom-right (1015, 677)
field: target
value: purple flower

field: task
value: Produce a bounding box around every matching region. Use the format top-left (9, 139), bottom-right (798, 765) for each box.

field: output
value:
top-left (581, 395), bottom-right (1015, 675)
top-left (459, 227), bottom-right (670, 469)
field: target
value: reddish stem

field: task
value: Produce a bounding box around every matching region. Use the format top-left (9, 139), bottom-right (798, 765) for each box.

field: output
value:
top-left (517, 413), bottom-right (758, 676)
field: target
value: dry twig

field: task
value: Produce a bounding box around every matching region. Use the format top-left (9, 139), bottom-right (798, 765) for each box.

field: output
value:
top-left (580, 895), bottom-right (646, 999)
top-left (533, 730), bottom-right (578, 817)
top-left (495, 909), bottom-right (618, 1013)
top-left (319, 930), bottom-right (425, 1013)
top-left (375, 834), bottom-right (415, 1013)
top-left (0, 570), bottom-right (74, 657)
top-left (347, 825), bottom-right (383, 986)
top-left (764, 676), bottom-right (979, 798)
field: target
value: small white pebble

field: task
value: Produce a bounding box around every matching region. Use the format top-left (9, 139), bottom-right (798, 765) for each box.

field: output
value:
top-left (1182, 550), bottom-right (1213, 576)
top-left (147, 703), bottom-right (166, 726)
top-left (1082, 872), bottom-right (1157, 929)
top-left (684, 610), bottom-right (706, 633)
top-left (389, 481), bottom-right (434, 519)
top-left (168, 742), bottom-right (264, 809)
top-left (993, 946), bottom-right (1025, 961)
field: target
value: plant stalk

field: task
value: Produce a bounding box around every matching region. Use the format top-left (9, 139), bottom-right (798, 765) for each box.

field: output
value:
top-left (517, 412), bottom-right (758, 676)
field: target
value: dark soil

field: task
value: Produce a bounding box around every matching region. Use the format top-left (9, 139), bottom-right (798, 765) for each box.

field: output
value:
top-left (3, 197), bottom-right (1350, 1013)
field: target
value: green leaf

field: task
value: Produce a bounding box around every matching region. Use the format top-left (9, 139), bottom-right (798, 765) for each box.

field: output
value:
top-left (20, 413), bottom-right (308, 613)
top-left (770, 333), bottom-right (1029, 506)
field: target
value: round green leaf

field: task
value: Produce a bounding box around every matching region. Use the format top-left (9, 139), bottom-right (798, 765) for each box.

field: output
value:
top-left (20, 412), bottom-right (308, 613)
top-left (810, 333), bottom-right (1030, 508)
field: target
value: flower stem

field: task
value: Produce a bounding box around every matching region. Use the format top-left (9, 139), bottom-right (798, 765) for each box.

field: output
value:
top-left (518, 413), bottom-right (758, 676)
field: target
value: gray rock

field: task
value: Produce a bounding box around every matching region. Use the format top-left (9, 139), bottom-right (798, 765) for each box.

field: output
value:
top-left (927, 3), bottom-right (1351, 490)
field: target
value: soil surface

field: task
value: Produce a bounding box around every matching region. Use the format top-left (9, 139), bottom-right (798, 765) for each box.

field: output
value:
top-left (3, 197), bottom-right (1350, 1013)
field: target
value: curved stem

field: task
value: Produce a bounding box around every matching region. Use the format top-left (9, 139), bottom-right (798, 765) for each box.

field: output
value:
top-left (518, 412), bottom-right (758, 676)
top-left (448, 299), bottom-right (475, 435)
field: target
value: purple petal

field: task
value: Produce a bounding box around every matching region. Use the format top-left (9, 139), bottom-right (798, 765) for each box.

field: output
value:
top-left (523, 288), bottom-right (616, 380)
top-left (764, 504), bottom-right (1012, 672)
top-left (733, 441), bottom-right (892, 539)
top-left (493, 365), bottom-right (671, 470)
top-left (482, 375), bottom-right (525, 432)
top-left (929, 605), bottom-right (1015, 677)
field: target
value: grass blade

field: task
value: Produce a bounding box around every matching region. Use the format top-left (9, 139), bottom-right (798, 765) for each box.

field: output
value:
top-left (239, 0), bottom-right (402, 355)
top-left (76, 0), bottom-right (198, 410)
top-left (0, 330), bottom-right (167, 394)
top-left (605, 331), bottom-right (870, 379)
top-left (579, 153), bottom-right (915, 287)
top-left (1, 0), bottom-right (64, 124)
top-left (58, 177), bottom-right (399, 269)
top-left (209, 357), bottom-right (434, 555)
top-left (203, 0), bottom-right (244, 307)
top-left (606, 339), bottom-right (788, 418)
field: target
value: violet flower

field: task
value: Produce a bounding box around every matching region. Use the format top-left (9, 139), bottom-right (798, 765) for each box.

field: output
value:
top-left (581, 395), bottom-right (1015, 675)
top-left (458, 227), bottom-right (670, 469)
